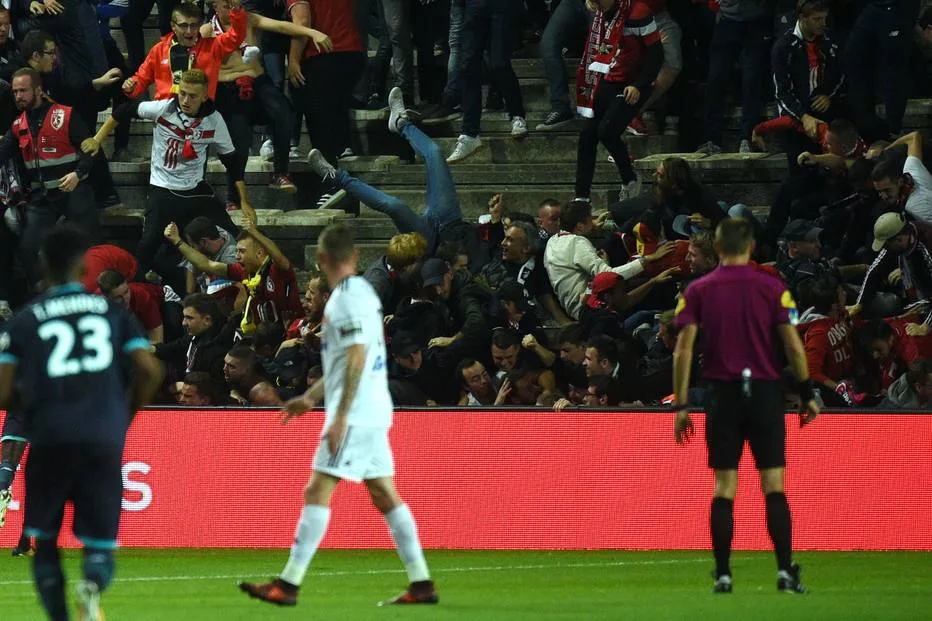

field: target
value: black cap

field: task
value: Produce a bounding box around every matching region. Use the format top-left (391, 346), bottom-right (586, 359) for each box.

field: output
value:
top-left (420, 258), bottom-right (450, 287)
top-left (780, 219), bottom-right (822, 243)
top-left (390, 332), bottom-right (421, 358)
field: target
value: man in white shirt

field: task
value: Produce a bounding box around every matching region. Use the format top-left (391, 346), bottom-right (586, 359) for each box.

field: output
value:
top-left (872, 131), bottom-right (932, 224)
top-left (544, 200), bottom-right (673, 319)
top-left (84, 69), bottom-right (252, 276)
top-left (239, 223), bottom-right (438, 608)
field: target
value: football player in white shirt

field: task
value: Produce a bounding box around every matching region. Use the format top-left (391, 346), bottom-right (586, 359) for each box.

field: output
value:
top-left (239, 223), bottom-right (438, 607)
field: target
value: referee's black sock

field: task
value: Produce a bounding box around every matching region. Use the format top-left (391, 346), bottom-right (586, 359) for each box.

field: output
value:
top-left (33, 539), bottom-right (68, 621)
top-left (710, 497), bottom-right (734, 578)
top-left (765, 492), bottom-right (793, 573)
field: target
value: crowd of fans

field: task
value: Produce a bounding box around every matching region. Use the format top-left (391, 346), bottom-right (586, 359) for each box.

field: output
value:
top-left (1, 0), bottom-right (932, 410)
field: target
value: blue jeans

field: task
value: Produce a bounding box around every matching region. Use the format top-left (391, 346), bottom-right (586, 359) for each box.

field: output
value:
top-left (337, 124), bottom-right (462, 249)
top-left (844, 3), bottom-right (909, 140)
top-left (540, 0), bottom-right (591, 114)
top-left (460, 0), bottom-right (525, 137)
top-left (443, 0), bottom-right (466, 105)
top-left (703, 14), bottom-right (771, 143)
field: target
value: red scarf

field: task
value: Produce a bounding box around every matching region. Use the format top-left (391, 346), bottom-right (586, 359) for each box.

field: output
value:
top-left (576, 1), bottom-right (630, 118)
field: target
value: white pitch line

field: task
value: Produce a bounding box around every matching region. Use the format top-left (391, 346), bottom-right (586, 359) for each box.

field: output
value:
top-left (0, 556), bottom-right (718, 587)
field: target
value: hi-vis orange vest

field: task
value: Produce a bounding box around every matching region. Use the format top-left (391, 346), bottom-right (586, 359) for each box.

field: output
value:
top-left (13, 103), bottom-right (78, 192)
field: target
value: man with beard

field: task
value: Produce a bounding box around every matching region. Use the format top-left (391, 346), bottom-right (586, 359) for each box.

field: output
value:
top-left (154, 293), bottom-right (231, 388)
top-left (223, 345), bottom-right (282, 405)
top-left (0, 68), bottom-right (97, 288)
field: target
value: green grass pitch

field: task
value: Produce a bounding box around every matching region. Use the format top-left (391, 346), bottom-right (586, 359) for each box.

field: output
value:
top-left (1, 549), bottom-right (930, 620)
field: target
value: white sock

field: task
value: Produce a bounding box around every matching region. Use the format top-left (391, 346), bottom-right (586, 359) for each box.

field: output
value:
top-left (385, 504), bottom-right (430, 582)
top-left (280, 505), bottom-right (330, 586)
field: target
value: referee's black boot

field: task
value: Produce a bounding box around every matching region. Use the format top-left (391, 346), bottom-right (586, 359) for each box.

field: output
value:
top-left (777, 563), bottom-right (807, 594)
top-left (712, 574), bottom-right (733, 594)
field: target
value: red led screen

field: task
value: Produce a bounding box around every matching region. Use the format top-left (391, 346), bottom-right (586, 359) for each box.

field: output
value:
top-left (1, 409), bottom-right (929, 550)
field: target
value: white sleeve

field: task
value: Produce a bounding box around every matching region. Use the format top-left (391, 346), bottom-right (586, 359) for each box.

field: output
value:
top-left (905, 156), bottom-right (932, 193)
top-left (136, 100), bottom-right (171, 122)
top-left (212, 114), bottom-right (235, 155)
top-left (327, 292), bottom-right (369, 347)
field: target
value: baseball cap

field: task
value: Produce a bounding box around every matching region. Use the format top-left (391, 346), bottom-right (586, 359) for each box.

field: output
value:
top-left (591, 272), bottom-right (622, 297)
top-left (390, 332), bottom-right (421, 358)
top-left (498, 279), bottom-right (531, 312)
top-left (671, 214), bottom-right (702, 238)
top-left (420, 258), bottom-right (450, 287)
top-left (780, 219), bottom-right (822, 243)
top-left (872, 212), bottom-right (907, 252)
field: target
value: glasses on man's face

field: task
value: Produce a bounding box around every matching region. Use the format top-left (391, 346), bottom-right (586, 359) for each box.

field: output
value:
top-left (173, 21), bottom-right (201, 31)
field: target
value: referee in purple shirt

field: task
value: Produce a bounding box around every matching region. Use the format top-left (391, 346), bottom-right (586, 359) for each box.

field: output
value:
top-left (671, 218), bottom-right (820, 595)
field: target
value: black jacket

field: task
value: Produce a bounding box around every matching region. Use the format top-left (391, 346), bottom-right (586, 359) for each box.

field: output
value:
top-left (772, 24), bottom-right (844, 121)
top-left (154, 325), bottom-right (232, 385)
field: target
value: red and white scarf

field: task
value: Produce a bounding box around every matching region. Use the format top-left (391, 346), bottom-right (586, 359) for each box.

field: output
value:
top-left (576, 1), bottom-right (630, 118)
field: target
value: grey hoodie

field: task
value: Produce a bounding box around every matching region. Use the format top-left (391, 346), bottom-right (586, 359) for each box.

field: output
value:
top-left (878, 374), bottom-right (927, 409)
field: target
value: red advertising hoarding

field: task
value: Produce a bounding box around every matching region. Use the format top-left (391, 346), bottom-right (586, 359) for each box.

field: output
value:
top-left (1, 409), bottom-right (930, 550)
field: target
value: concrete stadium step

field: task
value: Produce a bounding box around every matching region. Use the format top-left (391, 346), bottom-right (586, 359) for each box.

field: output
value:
top-left (415, 134), bottom-right (678, 164)
top-left (101, 206), bottom-right (352, 269)
top-left (304, 242), bottom-right (386, 273)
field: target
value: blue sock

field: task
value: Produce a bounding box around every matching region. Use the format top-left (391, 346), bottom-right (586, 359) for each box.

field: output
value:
top-left (0, 462), bottom-right (14, 490)
top-left (83, 547), bottom-right (116, 592)
top-left (33, 539), bottom-right (68, 621)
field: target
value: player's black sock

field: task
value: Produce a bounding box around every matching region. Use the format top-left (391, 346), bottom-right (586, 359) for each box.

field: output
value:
top-left (33, 540), bottom-right (68, 621)
top-left (0, 461), bottom-right (13, 490)
top-left (765, 492), bottom-right (793, 573)
top-left (83, 547), bottom-right (116, 592)
top-left (710, 497), bottom-right (734, 578)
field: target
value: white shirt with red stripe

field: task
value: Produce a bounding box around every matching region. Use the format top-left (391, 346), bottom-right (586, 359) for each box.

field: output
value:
top-left (137, 99), bottom-right (235, 191)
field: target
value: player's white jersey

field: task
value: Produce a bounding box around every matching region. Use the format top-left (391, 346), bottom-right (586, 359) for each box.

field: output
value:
top-left (320, 275), bottom-right (393, 430)
top-left (136, 99), bottom-right (235, 191)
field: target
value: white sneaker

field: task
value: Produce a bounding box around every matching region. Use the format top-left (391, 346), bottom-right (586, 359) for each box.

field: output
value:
top-left (288, 146), bottom-right (303, 161)
top-left (618, 175), bottom-right (642, 202)
top-left (446, 134), bottom-right (482, 163)
top-left (339, 147), bottom-right (355, 158)
top-left (259, 139), bottom-right (274, 161)
top-left (510, 116), bottom-right (528, 139)
top-left (387, 87), bottom-right (410, 135)
top-left (306, 148), bottom-right (337, 182)
top-left (739, 139), bottom-right (752, 154)
top-left (75, 580), bottom-right (102, 621)
top-left (0, 300), bottom-right (11, 322)
top-left (0, 488), bottom-right (11, 528)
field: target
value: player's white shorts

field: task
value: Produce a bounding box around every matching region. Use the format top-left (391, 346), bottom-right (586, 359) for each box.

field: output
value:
top-left (312, 426), bottom-right (394, 483)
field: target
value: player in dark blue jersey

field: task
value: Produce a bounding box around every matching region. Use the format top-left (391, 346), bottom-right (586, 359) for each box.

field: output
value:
top-left (0, 411), bottom-right (33, 556)
top-left (0, 226), bottom-right (163, 621)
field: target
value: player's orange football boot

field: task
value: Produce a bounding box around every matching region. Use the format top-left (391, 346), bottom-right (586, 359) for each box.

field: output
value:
top-left (238, 579), bottom-right (298, 606)
top-left (379, 580), bottom-right (439, 605)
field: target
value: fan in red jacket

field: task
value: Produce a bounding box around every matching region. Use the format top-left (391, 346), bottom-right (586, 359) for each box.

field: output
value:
top-left (797, 274), bottom-right (864, 406)
top-left (82, 244), bottom-right (138, 293)
top-left (123, 1), bottom-right (247, 101)
top-left (859, 318), bottom-right (922, 393)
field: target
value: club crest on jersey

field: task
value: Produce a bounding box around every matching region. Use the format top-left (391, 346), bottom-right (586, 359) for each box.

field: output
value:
top-left (49, 108), bottom-right (65, 130)
top-left (265, 278), bottom-right (275, 293)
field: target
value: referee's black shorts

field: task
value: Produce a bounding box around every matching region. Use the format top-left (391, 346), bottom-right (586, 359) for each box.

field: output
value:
top-left (704, 380), bottom-right (786, 471)
top-left (24, 442), bottom-right (123, 549)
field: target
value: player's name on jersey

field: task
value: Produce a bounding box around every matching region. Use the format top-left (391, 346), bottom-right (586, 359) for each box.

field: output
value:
top-left (31, 294), bottom-right (109, 322)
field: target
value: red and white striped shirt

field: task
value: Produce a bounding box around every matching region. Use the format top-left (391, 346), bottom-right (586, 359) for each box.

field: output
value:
top-left (137, 99), bottom-right (235, 191)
